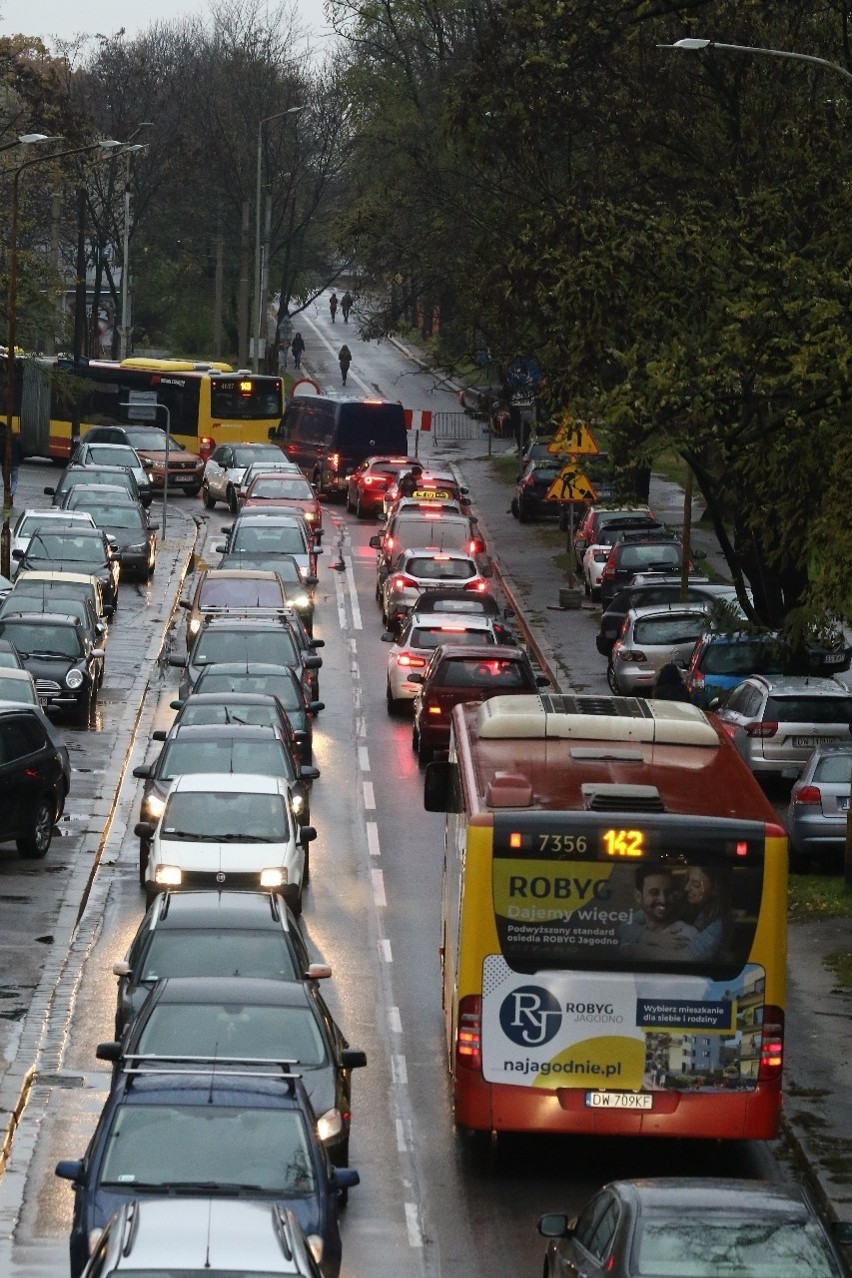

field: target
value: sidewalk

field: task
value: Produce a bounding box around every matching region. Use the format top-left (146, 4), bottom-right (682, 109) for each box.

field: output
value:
top-left (391, 338), bottom-right (852, 1231)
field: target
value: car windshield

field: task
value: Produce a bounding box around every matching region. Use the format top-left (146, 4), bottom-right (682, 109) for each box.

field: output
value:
top-left (191, 630), bottom-right (298, 668)
top-left (83, 445), bottom-right (138, 468)
top-left (64, 471), bottom-right (132, 492)
top-left (406, 557), bottom-right (476, 581)
top-left (396, 520), bottom-right (469, 552)
top-left (439, 658), bottom-right (527, 688)
top-left (618, 544), bottom-right (681, 571)
top-left (26, 533), bottom-right (104, 564)
top-left (411, 626), bottom-right (493, 650)
top-left (635, 1214), bottom-right (840, 1277)
top-left (88, 508), bottom-right (146, 532)
top-left (233, 446), bottom-right (282, 467)
top-left (0, 673), bottom-right (36, 702)
top-left (812, 753), bottom-right (852, 784)
top-left (161, 791), bottom-right (290, 841)
top-left (633, 616), bottom-right (707, 645)
top-left (231, 526), bottom-right (307, 555)
top-left (766, 696), bottom-right (852, 726)
top-left (99, 1104), bottom-right (315, 1193)
top-left (0, 622), bottom-right (82, 657)
top-left (159, 739), bottom-right (291, 780)
top-left (123, 427), bottom-right (186, 452)
top-left (135, 1003), bottom-right (326, 1066)
top-left (702, 641), bottom-right (786, 677)
top-left (141, 929), bottom-right (301, 983)
top-left (178, 704), bottom-right (281, 729)
top-left (248, 477), bottom-right (314, 500)
top-left (199, 579), bottom-right (284, 608)
top-left (196, 672), bottom-right (301, 710)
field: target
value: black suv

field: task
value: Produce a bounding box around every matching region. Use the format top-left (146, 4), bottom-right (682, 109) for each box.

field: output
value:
top-left (269, 394), bottom-right (408, 499)
top-left (0, 703), bottom-right (70, 858)
top-left (599, 535), bottom-right (687, 610)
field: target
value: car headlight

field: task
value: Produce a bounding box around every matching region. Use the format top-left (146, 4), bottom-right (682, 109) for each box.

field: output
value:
top-left (65, 668), bottom-right (84, 689)
top-left (316, 1107), bottom-right (343, 1143)
top-left (189, 618), bottom-right (202, 634)
top-left (126, 542), bottom-right (146, 553)
top-left (306, 1236), bottom-right (324, 1265)
top-left (290, 793), bottom-right (305, 816)
top-left (292, 594), bottom-right (310, 610)
top-left (154, 865), bottom-right (182, 885)
top-left (260, 867), bottom-right (286, 888)
top-left (142, 794), bottom-right (166, 820)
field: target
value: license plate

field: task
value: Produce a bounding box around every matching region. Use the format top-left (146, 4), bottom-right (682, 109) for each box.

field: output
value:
top-left (38, 695), bottom-right (51, 707)
top-left (793, 736), bottom-right (837, 748)
top-left (586, 1092), bottom-right (653, 1110)
top-left (172, 474), bottom-right (195, 484)
top-left (839, 797), bottom-right (849, 811)
top-left (821, 651), bottom-right (845, 665)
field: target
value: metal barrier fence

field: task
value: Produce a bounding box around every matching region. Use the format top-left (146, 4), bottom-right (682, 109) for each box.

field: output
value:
top-left (432, 412), bottom-right (488, 444)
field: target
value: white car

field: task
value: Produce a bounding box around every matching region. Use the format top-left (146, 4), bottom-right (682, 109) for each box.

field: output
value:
top-left (581, 541), bottom-right (613, 601)
top-left (10, 509), bottom-right (96, 575)
top-left (202, 443), bottom-right (286, 512)
top-left (383, 610), bottom-right (502, 712)
top-left (138, 772), bottom-right (316, 913)
top-left (609, 604), bottom-right (710, 694)
top-left (379, 548), bottom-right (489, 631)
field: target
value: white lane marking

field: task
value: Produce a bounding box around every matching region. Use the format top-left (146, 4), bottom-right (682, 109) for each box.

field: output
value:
top-left (371, 866), bottom-right (386, 906)
top-left (355, 714), bottom-right (366, 738)
top-left (358, 745), bottom-right (370, 772)
top-left (396, 1118), bottom-right (408, 1152)
top-left (333, 568), bottom-right (346, 628)
top-left (388, 1005), bottom-right (402, 1034)
top-left (344, 552), bottom-right (363, 630)
top-left (405, 1201), bottom-right (423, 1249)
top-left (366, 821), bottom-right (380, 858)
top-left (379, 938), bottom-right (393, 962)
top-left (363, 780), bottom-right (375, 809)
top-left (393, 1053), bottom-right (408, 1086)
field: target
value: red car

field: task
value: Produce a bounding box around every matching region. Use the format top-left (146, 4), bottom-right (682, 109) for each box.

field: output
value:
top-left (346, 455), bottom-right (418, 519)
top-left (239, 472), bottom-right (323, 536)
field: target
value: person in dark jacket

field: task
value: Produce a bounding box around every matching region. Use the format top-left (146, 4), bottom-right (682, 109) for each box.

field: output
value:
top-left (291, 333), bottom-right (305, 370)
top-left (652, 662), bottom-right (691, 702)
top-left (338, 344), bottom-right (352, 385)
top-left (397, 464), bottom-right (424, 498)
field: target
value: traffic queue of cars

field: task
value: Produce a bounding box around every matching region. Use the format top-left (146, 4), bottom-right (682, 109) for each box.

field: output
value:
top-left (45, 440), bottom-right (367, 1278)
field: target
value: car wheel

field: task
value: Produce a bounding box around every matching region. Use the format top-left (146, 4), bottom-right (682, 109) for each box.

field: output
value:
top-left (75, 686), bottom-right (93, 727)
top-left (356, 494), bottom-right (368, 519)
top-left (303, 846), bottom-right (310, 886)
top-left (583, 574), bottom-right (591, 598)
top-left (510, 498), bottom-right (519, 519)
top-left (607, 662), bottom-right (619, 694)
top-left (138, 841), bottom-right (149, 888)
top-left (202, 484), bottom-right (216, 510)
top-left (345, 489), bottom-right (355, 513)
top-left (518, 504), bottom-right (529, 524)
top-left (16, 796), bottom-right (55, 859)
top-left (226, 485), bottom-right (239, 514)
top-left (186, 486), bottom-right (202, 499)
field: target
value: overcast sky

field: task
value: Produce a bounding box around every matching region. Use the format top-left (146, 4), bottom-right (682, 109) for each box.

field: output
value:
top-left (1, 0), bottom-right (333, 52)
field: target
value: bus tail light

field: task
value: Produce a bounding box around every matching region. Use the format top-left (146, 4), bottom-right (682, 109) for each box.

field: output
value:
top-left (456, 996), bottom-right (482, 1070)
top-left (745, 721), bottom-right (778, 738)
top-left (792, 785), bottom-right (821, 806)
top-left (758, 1006), bottom-right (784, 1079)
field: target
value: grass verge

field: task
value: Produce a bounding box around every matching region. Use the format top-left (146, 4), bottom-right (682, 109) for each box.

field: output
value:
top-left (787, 873), bottom-right (852, 924)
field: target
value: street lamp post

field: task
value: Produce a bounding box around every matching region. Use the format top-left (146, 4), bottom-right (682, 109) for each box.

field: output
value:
top-left (119, 144), bottom-right (148, 359)
top-left (658, 37), bottom-right (852, 84)
top-left (253, 106), bottom-right (304, 373)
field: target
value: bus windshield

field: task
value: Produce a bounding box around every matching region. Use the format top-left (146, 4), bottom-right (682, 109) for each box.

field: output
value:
top-left (211, 378), bottom-right (283, 420)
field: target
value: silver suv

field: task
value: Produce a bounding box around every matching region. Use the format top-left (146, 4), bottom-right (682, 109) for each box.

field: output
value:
top-left (714, 675), bottom-right (852, 779)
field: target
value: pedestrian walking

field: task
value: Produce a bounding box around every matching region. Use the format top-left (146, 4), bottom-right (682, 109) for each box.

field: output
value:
top-left (338, 343), bottom-right (352, 386)
top-left (329, 292), bottom-right (338, 323)
top-left (341, 291), bottom-right (353, 322)
top-left (291, 332), bottom-right (305, 370)
top-left (0, 425), bottom-right (22, 505)
top-left (277, 341), bottom-right (288, 372)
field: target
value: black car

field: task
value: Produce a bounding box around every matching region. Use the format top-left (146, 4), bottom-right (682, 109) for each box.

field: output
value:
top-left (510, 458), bottom-right (564, 522)
top-left (599, 534), bottom-right (688, 610)
top-left (97, 977), bottom-right (366, 1167)
top-left (45, 463), bottom-right (143, 508)
top-left (596, 579), bottom-right (741, 656)
top-left (69, 499), bottom-right (157, 579)
top-left (0, 589), bottom-right (107, 649)
top-left (0, 702), bottom-right (70, 858)
top-left (0, 613), bottom-right (105, 724)
top-left (13, 528), bottom-right (121, 616)
top-left (172, 671), bottom-right (323, 764)
top-left (110, 890), bottom-right (331, 1037)
top-left (171, 615), bottom-right (322, 702)
top-left (165, 689), bottom-right (304, 761)
top-left (55, 1066), bottom-right (358, 1278)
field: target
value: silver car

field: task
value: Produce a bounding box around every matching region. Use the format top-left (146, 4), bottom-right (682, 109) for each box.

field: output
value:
top-left (609, 605), bottom-right (709, 694)
top-left (202, 442), bottom-right (286, 512)
top-left (383, 609), bottom-right (500, 711)
top-left (715, 674), bottom-right (852, 779)
top-left (786, 743), bottom-right (852, 868)
top-left (379, 548), bottom-right (488, 632)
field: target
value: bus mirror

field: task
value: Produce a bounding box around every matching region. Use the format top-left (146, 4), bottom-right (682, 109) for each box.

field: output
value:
top-left (424, 760), bottom-right (460, 813)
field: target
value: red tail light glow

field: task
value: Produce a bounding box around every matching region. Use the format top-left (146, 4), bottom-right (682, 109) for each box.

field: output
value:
top-left (397, 654), bottom-right (426, 668)
top-left (464, 579), bottom-right (488, 593)
top-left (457, 996), bottom-right (482, 1070)
top-left (392, 575), bottom-right (418, 591)
top-left (328, 452), bottom-right (340, 471)
top-left (792, 785), bottom-right (821, 806)
top-left (758, 1006), bottom-right (784, 1079)
top-left (363, 476), bottom-right (374, 486)
top-left (745, 721), bottom-right (778, 738)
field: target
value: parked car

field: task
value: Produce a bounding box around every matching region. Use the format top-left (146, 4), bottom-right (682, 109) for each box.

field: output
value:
top-left (13, 528), bottom-right (121, 616)
top-left (713, 674), bottom-right (852, 780)
top-left (97, 976), bottom-right (366, 1166)
top-left (345, 455), bottom-right (417, 518)
top-left (596, 578), bottom-right (740, 656)
top-left (684, 631), bottom-right (788, 708)
top-left (0, 591), bottom-right (106, 650)
top-left (383, 610), bottom-right (503, 712)
top-left (573, 504), bottom-right (656, 567)
top-left (537, 1178), bottom-right (852, 1278)
top-left (599, 534), bottom-right (690, 610)
top-left (12, 569), bottom-right (106, 627)
top-left (69, 440), bottom-right (153, 505)
top-left (410, 644), bottom-right (549, 763)
top-left (0, 666), bottom-right (40, 705)
top-left (608, 605), bottom-right (710, 695)
top-left (110, 889), bottom-right (330, 1037)
top-left (135, 772), bottom-right (316, 911)
top-left (178, 663), bottom-right (323, 764)
top-left (55, 1066), bottom-right (357, 1278)
top-left (10, 509), bottom-right (97, 572)
top-left (510, 458), bottom-right (563, 522)
top-left (75, 499), bottom-right (157, 579)
top-left (0, 702), bottom-right (70, 858)
top-left (0, 612), bottom-right (105, 724)
top-left (82, 424), bottom-right (205, 495)
top-left (379, 549), bottom-right (490, 632)
top-left (202, 442), bottom-right (287, 512)
top-left (786, 743), bottom-right (852, 869)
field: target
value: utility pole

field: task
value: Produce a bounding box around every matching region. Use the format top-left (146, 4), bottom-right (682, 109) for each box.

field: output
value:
top-left (238, 199), bottom-right (249, 368)
top-left (71, 185), bottom-right (87, 451)
top-left (45, 182), bottom-right (62, 355)
top-left (213, 213), bottom-right (223, 360)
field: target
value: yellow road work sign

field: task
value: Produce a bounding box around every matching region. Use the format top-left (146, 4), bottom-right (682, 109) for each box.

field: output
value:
top-left (548, 417), bottom-right (601, 456)
top-left (546, 465), bottom-right (599, 503)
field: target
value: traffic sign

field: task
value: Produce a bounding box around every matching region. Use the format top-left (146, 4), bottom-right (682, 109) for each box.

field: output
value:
top-left (126, 389), bottom-right (158, 422)
top-left (548, 415), bottom-right (600, 456)
top-left (546, 464), bottom-right (598, 504)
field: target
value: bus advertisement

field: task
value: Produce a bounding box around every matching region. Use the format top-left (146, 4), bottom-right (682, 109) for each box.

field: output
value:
top-left (425, 693), bottom-right (787, 1140)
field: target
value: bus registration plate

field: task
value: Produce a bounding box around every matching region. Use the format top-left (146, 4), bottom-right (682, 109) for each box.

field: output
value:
top-left (586, 1092), bottom-right (653, 1110)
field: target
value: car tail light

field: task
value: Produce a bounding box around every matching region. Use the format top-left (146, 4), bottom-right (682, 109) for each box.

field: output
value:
top-left (199, 434), bottom-right (215, 460)
top-left (689, 670), bottom-right (705, 690)
top-left (427, 702), bottom-right (442, 716)
top-left (385, 536), bottom-right (394, 551)
top-left (328, 452), bottom-right (340, 471)
top-left (397, 654), bottom-right (426, 668)
top-left (601, 561), bottom-right (616, 581)
top-left (618, 649), bottom-right (646, 663)
top-left (792, 785), bottom-right (821, 805)
top-left (304, 510), bottom-right (317, 521)
top-left (757, 1006), bottom-right (784, 1079)
top-left (392, 574), bottom-right (418, 591)
top-left (745, 721), bottom-right (778, 738)
top-left (456, 995), bottom-right (482, 1070)
top-left (363, 475), bottom-right (374, 486)
top-left (464, 578), bottom-right (488, 593)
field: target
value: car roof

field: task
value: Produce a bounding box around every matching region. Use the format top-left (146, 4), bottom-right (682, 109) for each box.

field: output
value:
top-left (745, 675), bottom-right (851, 696)
top-left (433, 643), bottom-right (527, 660)
top-left (146, 976), bottom-right (311, 1008)
top-left (200, 568), bottom-right (283, 582)
top-left (169, 772), bottom-right (286, 794)
top-left (0, 667), bottom-right (36, 682)
top-left (166, 723), bottom-right (282, 741)
top-left (234, 511), bottom-right (308, 525)
top-left (612, 1177), bottom-right (813, 1218)
top-left (0, 610), bottom-right (81, 627)
top-left (150, 889), bottom-right (293, 930)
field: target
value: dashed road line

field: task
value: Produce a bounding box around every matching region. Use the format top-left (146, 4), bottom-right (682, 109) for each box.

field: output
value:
top-left (405, 1201), bottom-right (424, 1249)
top-left (371, 867), bottom-right (386, 907)
top-left (366, 821), bottom-right (380, 858)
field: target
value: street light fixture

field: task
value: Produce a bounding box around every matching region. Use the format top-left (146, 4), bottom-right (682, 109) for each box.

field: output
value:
top-left (658, 37), bottom-right (852, 84)
top-left (2, 139), bottom-right (121, 569)
top-left (253, 106), bottom-right (304, 372)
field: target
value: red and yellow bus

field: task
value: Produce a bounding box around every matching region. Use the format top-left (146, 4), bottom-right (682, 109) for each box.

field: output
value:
top-left (10, 357), bottom-right (284, 462)
top-left (424, 693), bottom-right (787, 1140)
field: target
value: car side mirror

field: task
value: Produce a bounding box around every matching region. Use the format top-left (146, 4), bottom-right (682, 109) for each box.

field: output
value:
top-left (178, 599), bottom-right (191, 609)
top-left (408, 672), bottom-right (425, 685)
top-left (309, 638), bottom-right (325, 649)
top-left (11, 548), bottom-right (23, 560)
top-left (220, 525), bottom-right (233, 534)
top-left (267, 426), bottom-right (278, 440)
top-left (369, 535), bottom-right (382, 549)
top-left (152, 730), bottom-right (167, 742)
top-left (132, 764), bottom-right (152, 779)
top-left (314, 546), bottom-right (323, 555)
top-left (535, 674), bottom-right (551, 687)
top-left (305, 574), bottom-right (318, 587)
top-left (708, 697), bottom-right (721, 710)
top-left (308, 701), bottom-right (324, 715)
top-left (55, 1159), bottom-right (85, 1184)
top-left (303, 655), bottom-right (322, 670)
top-left (341, 1048), bottom-right (367, 1070)
top-left (112, 960), bottom-right (131, 978)
top-left (134, 821), bottom-right (154, 838)
top-left (538, 1213), bottom-right (572, 1240)
top-left (170, 699), bottom-right (184, 711)
top-left (168, 654), bottom-right (186, 667)
top-left (300, 766), bottom-right (320, 782)
top-left (300, 826), bottom-right (317, 845)
top-left (305, 962), bottom-right (331, 980)
top-left (332, 1167), bottom-right (360, 1191)
top-left (380, 632), bottom-right (395, 642)
top-left (96, 1041), bottom-right (121, 1062)
top-left (214, 544), bottom-right (227, 554)
top-left (44, 486), bottom-right (55, 496)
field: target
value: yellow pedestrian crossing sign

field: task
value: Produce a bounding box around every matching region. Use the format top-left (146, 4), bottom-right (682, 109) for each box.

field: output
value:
top-left (548, 415), bottom-right (600, 456)
top-left (546, 464), bottom-right (598, 504)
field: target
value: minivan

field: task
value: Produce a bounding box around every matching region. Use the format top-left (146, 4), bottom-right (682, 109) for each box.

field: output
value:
top-left (269, 395), bottom-right (408, 499)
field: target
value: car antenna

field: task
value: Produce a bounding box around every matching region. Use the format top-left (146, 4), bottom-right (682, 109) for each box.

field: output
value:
top-left (207, 1045), bottom-right (219, 1104)
top-left (205, 1196), bottom-right (214, 1268)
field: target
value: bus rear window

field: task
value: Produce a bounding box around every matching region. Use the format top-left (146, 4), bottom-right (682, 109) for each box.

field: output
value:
top-left (336, 404), bottom-right (406, 447)
top-left (211, 380), bottom-right (283, 420)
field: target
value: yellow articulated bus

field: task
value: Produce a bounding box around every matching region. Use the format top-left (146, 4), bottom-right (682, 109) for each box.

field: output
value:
top-left (424, 693), bottom-right (788, 1140)
top-left (10, 357), bottom-right (284, 462)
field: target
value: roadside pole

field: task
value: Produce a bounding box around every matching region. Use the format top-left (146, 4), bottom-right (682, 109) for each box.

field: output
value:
top-left (120, 399), bottom-right (171, 536)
